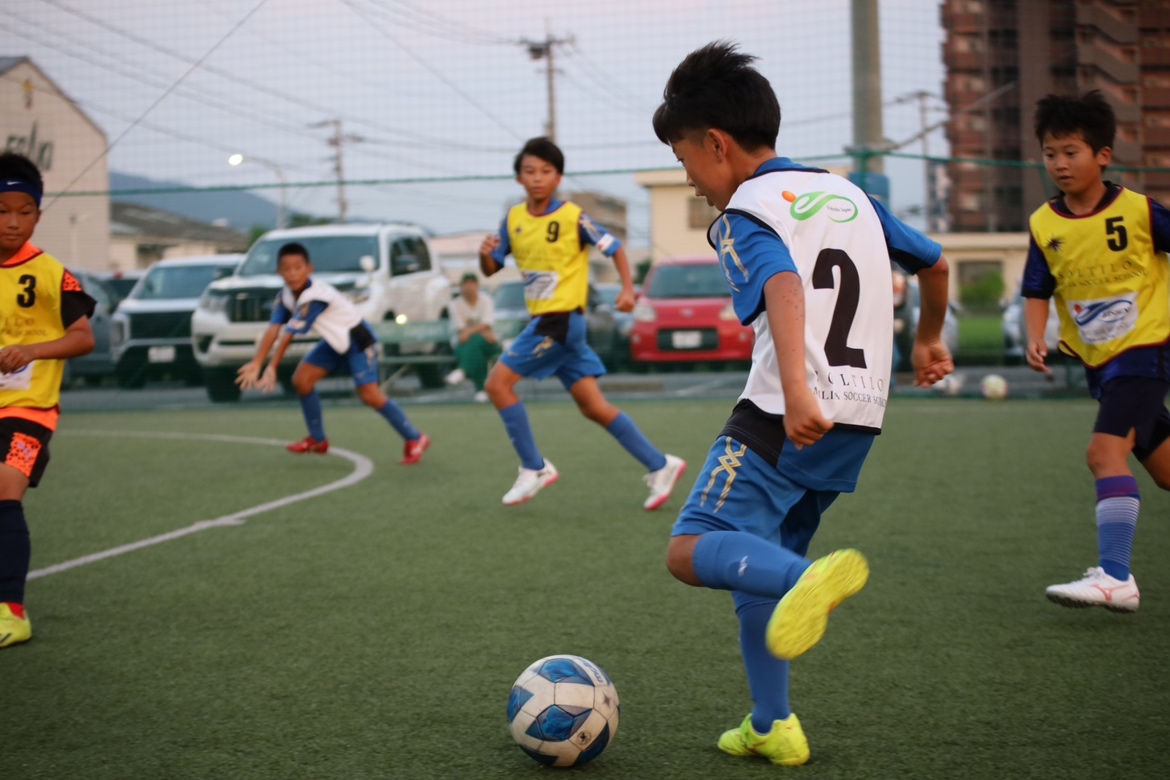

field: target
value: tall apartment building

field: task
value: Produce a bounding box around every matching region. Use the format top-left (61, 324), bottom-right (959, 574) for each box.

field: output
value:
top-left (942, 0), bottom-right (1170, 232)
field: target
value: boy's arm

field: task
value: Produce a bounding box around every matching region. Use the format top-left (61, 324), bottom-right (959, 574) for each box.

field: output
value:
top-left (1023, 297), bottom-right (1052, 373)
top-left (236, 323), bottom-right (281, 388)
top-left (910, 256), bottom-right (954, 387)
top-left (763, 271), bottom-right (832, 449)
top-left (255, 330), bottom-right (296, 392)
top-left (609, 247), bottom-right (636, 312)
top-left (0, 316), bottom-right (95, 374)
top-left (479, 218), bottom-right (509, 277)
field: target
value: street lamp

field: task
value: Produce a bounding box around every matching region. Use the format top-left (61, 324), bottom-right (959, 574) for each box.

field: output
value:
top-left (228, 153), bottom-right (287, 229)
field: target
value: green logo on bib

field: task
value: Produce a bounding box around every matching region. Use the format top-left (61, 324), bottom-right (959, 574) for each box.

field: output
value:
top-left (789, 191), bottom-right (858, 223)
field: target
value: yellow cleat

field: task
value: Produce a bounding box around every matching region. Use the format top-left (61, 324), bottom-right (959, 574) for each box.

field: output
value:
top-left (767, 549), bottom-right (869, 661)
top-left (0, 603), bottom-right (31, 649)
top-left (718, 713), bottom-right (810, 766)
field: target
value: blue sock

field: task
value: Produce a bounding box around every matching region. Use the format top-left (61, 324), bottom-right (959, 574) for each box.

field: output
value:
top-left (0, 500), bottom-right (29, 604)
top-left (1096, 476), bottom-right (1140, 580)
top-left (605, 412), bottom-right (667, 472)
top-left (299, 391), bottom-right (326, 442)
top-left (499, 402), bottom-right (544, 471)
top-left (378, 399), bottom-right (419, 442)
top-left (691, 531), bottom-right (811, 600)
top-left (733, 592), bottom-right (792, 731)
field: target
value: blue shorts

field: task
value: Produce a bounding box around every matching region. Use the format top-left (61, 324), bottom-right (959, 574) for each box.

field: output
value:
top-left (672, 436), bottom-right (840, 557)
top-left (500, 311), bottom-right (606, 391)
top-left (303, 329), bottom-right (381, 387)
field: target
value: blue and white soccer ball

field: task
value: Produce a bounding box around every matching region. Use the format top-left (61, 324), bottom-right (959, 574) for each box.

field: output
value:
top-left (507, 654), bottom-right (620, 767)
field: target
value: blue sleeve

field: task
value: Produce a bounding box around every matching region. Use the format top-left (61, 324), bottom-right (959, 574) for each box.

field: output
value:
top-left (490, 217), bottom-right (510, 266)
top-left (579, 213), bottom-right (622, 257)
top-left (269, 298), bottom-right (292, 325)
top-left (868, 196), bottom-right (942, 273)
top-left (1021, 233), bottom-right (1056, 298)
top-left (1150, 197), bottom-right (1170, 254)
top-left (284, 300), bottom-right (329, 335)
top-left (714, 211), bottom-right (799, 325)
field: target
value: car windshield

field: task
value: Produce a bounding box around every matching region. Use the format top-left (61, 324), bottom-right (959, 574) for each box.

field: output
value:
top-left (106, 277), bottom-right (140, 301)
top-left (134, 264), bottom-right (234, 300)
top-left (645, 263), bottom-right (729, 299)
top-left (238, 236), bottom-right (378, 276)
top-left (493, 282), bottom-right (527, 309)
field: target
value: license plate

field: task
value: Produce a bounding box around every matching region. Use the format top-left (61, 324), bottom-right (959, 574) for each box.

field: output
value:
top-left (147, 345), bottom-right (176, 363)
top-left (671, 330), bottom-right (702, 349)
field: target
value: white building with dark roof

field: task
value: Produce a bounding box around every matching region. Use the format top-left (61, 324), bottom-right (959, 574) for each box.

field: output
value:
top-left (1, 56), bottom-right (109, 269)
top-left (109, 203), bottom-right (250, 270)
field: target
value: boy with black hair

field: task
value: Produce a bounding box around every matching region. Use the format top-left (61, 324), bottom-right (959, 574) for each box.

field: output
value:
top-left (653, 42), bottom-right (952, 764)
top-left (478, 137), bottom-right (685, 509)
top-left (0, 151), bottom-right (96, 648)
top-left (1024, 90), bottom-right (1170, 612)
top-left (237, 242), bottom-right (430, 464)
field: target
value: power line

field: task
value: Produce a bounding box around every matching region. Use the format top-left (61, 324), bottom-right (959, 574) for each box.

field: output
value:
top-left (41, 0), bottom-right (273, 210)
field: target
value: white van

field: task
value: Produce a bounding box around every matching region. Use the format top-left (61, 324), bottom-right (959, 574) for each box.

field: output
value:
top-left (191, 224), bottom-right (451, 402)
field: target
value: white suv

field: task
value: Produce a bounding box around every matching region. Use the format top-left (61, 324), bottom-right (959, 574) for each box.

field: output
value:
top-left (192, 224), bottom-right (451, 402)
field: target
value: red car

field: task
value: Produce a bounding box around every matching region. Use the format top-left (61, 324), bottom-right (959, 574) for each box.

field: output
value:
top-left (629, 256), bottom-right (754, 364)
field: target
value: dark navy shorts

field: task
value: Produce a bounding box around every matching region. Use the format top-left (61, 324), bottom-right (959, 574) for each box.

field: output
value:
top-left (1094, 376), bottom-right (1170, 461)
top-left (500, 311), bottom-right (606, 391)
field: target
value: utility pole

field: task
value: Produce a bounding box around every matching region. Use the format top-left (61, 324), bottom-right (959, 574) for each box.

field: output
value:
top-left (311, 119), bottom-right (363, 223)
top-left (520, 23), bottom-right (573, 143)
top-left (851, 0), bottom-right (884, 189)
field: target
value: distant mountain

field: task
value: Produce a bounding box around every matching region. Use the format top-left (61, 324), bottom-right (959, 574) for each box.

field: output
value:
top-left (109, 171), bottom-right (285, 231)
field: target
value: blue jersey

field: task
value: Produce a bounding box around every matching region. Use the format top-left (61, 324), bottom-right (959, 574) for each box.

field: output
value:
top-left (714, 157), bottom-right (941, 491)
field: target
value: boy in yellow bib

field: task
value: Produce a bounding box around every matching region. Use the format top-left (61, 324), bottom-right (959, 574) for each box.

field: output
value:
top-left (479, 138), bottom-right (685, 509)
top-left (0, 152), bottom-right (97, 648)
top-left (1023, 92), bottom-right (1170, 612)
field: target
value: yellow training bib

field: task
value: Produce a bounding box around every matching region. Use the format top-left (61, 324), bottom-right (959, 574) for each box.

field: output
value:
top-left (0, 249), bottom-right (70, 411)
top-left (506, 201), bottom-right (589, 315)
top-left (1029, 188), bottom-right (1169, 367)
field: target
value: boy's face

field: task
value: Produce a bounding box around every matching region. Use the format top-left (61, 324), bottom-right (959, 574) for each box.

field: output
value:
top-left (671, 130), bottom-right (736, 211)
top-left (0, 192), bottom-right (41, 256)
top-left (277, 253), bottom-right (312, 291)
top-left (515, 155), bottom-right (562, 203)
top-left (460, 279), bottom-right (478, 298)
top-left (1042, 131), bottom-right (1111, 198)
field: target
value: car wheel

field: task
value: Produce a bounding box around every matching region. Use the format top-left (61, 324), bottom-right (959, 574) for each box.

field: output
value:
top-left (204, 368), bottom-right (242, 402)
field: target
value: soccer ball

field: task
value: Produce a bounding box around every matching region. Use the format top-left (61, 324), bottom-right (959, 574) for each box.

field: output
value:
top-left (507, 654), bottom-right (620, 767)
top-left (980, 373), bottom-right (1008, 400)
top-left (932, 373), bottom-right (963, 396)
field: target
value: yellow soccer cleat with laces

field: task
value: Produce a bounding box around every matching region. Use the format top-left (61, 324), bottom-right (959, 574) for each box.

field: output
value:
top-left (718, 713), bottom-right (810, 766)
top-left (0, 603), bottom-right (31, 649)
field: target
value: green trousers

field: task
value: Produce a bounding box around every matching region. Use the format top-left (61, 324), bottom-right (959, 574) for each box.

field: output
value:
top-left (454, 333), bottom-right (501, 391)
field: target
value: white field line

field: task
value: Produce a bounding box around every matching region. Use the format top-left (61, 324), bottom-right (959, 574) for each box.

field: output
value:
top-left (28, 431), bottom-right (374, 580)
top-left (672, 375), bottom-right (737, 397)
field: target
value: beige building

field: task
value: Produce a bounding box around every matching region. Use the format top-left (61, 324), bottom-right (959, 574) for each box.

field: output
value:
top-left (109, 203), bottom-right (249, 270)
top-left (636, 167), bottom-right (1030, 302)
top-left (1, 56), bottom-right (109, 269)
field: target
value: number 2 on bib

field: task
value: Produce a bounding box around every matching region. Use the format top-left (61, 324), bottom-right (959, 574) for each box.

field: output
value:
top-left (811, 248), bottom-right (867, 368)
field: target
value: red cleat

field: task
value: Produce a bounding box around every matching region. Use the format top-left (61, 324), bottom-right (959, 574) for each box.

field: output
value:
top-left (287, 436), bottom-right (329, 454)
top-left (401, 433), bottom-right (431, 465)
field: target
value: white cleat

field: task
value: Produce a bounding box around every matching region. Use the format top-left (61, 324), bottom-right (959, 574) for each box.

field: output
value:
top-left (643, 454), bottom-right (687, 511)
top-left (502, 460), bottom-right (559, 506)
top-left (1046, 567), bottom-right (1140, 613)
top-left (473, 390), bottom-right (489, 403)
top-left (445, 368), bottom-right (467, 386)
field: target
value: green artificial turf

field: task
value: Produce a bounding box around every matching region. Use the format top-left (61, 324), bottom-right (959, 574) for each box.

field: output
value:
top-left (4, 398), bottom-right (1168, 779)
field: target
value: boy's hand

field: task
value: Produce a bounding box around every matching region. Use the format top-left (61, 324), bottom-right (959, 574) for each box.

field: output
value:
top-left (783, 386), bottom-right (833, 450)
top-left (911, 339), bottom-right (955, 387)
top-left (615, 285), bottom-right (636, 313)
top-left (236, 361), bottom-right (262, 389)
top-left (0, 345), bottom-right (35, 374)
top-left (1025, 339), bottom-right (1050, 373)
top-left (255, 365), bottom-right (279, 393)
top-left (479, 234), bottom-right (500, 263)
